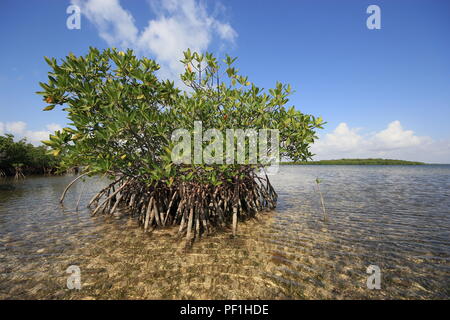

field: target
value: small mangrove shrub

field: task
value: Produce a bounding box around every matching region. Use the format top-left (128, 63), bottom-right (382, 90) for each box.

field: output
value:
top-left (38, 47), bottom-right (324, 242)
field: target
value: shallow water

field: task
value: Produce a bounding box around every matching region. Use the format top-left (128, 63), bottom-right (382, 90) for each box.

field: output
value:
top-left (0, 165), bottom-right (449, 299)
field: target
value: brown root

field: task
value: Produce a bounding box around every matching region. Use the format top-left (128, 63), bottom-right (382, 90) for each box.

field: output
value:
top-left (88, 168), bottom-right (277, 242)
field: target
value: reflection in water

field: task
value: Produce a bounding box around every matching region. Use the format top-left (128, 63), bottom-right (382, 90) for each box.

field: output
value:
top-left (0, 165), bottom-right (449, 299)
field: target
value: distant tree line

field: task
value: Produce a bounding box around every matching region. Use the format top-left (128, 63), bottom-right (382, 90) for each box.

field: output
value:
top-left (0, 134), bottom-right (60, 178)
top-left (282, 158), bottom-right (426, 165)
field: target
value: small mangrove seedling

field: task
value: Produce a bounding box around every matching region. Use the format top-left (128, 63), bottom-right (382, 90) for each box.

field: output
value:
top-left (315, 177), bottom-right (328, 222)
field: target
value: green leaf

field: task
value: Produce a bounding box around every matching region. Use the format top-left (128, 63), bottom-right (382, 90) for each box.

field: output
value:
top-left (41, 140), bottom-right (55, 147)
top-left (43, 105), bottom-right (55, 111)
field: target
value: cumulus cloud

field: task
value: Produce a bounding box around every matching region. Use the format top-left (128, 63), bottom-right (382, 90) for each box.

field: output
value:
top-left (4, 121), bottom-right (27, 135)
top-left (319, 123), bottom-right (363, 152)
top-left (0, 121), bottom-right (62, 145)
top-left (311, 120), bottom-right (450, 163)
top-left (72, 0), bottom-right (237, 82)
top-left (371, 120), bottom-right (427, 150)
top-left (73, 0), bottom-right (138, 48)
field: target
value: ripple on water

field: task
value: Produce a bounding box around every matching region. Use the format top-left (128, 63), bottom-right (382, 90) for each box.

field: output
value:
top-left (0, 166), bottom-right (449, 299)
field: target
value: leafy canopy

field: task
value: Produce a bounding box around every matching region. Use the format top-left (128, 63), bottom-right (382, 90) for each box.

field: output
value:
top-left (37, 47), bottom-right (324, 184)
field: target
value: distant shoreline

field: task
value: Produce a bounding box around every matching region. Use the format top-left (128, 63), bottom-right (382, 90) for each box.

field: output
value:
top-left (280, 158), bottom-right (426, 165)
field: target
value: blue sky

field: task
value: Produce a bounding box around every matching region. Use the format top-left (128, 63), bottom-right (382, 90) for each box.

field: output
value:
top-left (0, 0), bottom-right (449, 162)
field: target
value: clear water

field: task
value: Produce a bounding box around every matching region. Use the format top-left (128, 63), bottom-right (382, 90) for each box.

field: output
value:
top-left (0, 165), bottom-right (449, 299)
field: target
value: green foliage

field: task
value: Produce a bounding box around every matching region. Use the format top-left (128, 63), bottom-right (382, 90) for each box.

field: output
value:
top-left (38, 47), bottom-right (324, 183)
top-left (0, 134), bottom-right (59, 176)
top-left (282, 158), bottom-right (426, 165)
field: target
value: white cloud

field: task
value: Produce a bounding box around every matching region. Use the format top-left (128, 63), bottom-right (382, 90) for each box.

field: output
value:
top-left (319, 123), bottom-right (363, 152)
top-left (26, 130), bottom-right (53, 143)
top-left (73, 0), bottom-right (138, 48)
top-left (0, 121), bottom-right (62, 145)
top-left (5, 121), bottom-right (27, 135)
top-left (73, 0), bottom-right (237, 82)
top-left (311, 120), bottom-right (450, 163)
top-left (372, 120), bottom-right (426, 150)
top-left (46, 123), bottom-right (63, 132)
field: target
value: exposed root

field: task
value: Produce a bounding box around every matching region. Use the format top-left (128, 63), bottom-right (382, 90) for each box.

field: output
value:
top-left (88, 168), bottom-right (277, 243)
top-left (59, 172), bottom-right (91, 204)
top-left (13, 167), bottom-right (25, 180)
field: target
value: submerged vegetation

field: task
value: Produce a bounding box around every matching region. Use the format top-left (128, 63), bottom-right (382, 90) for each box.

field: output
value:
top-left (38, 47), bottom-right (324, 242)
top-left (0, 134), bottom-right (60, 178)
top-left (282, 158), bottom-right (426, 165)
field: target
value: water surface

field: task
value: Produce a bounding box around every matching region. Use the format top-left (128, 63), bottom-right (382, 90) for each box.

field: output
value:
top-left (0, 165), bottom-right (449, 299)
